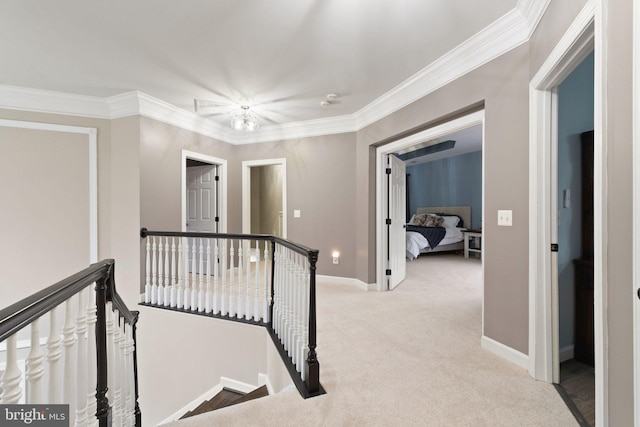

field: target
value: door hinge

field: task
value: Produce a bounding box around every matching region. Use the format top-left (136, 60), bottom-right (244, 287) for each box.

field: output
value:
top-left (215, 175), bottom-right (220, 181)
top-left (215, 217), bottom-right (219, 222)
top-left (386, 269), bottom-right (392, 276)
top-left (386, 167), bottom-right (391, 175)
top-left (550, 243), bottom-right (559, 252)
top-left (386, 218), bottom-right (392, 225)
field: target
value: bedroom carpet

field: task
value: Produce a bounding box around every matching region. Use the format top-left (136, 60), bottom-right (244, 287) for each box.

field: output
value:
top-left (162, 254), bottom-right (577, 427)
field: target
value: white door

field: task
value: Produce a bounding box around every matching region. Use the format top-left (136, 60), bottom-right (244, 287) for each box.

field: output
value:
top-left (387, 154), bottom-right (406, 290)
top-left (186, 165), bottom-right (219, 233)
top-left (186, 165), bottom-right (219, 273)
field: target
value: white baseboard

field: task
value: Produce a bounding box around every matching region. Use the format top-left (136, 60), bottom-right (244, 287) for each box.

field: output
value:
top-left (258, 373), bottom-right (274, 395)
top-left (481, 335), bottom-right (529, 370)
top-left (157, 376), bottom-right (257, 425)
top-left (559, 345), bottom-right (575, 363)
top-left (317, 275), bottom-right (376, 291)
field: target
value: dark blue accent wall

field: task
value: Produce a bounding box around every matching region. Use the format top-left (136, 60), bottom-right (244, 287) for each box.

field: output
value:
top-left (557, 51), bottom-right (594, 351)
top-left (406, 150), bottom-right (482, 229)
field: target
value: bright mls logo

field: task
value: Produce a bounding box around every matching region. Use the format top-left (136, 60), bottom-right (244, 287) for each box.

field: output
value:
top-left (0, 405), bottom-right (68, 426)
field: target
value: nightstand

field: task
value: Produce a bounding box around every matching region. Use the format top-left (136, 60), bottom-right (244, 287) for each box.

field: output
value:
top-left (463, 229), bottom-right (482, 259)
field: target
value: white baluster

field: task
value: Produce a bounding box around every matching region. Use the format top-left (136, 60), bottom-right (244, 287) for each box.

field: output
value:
top-left (171, 237), bottom-right (177, 307)
top-left (0, 334), bottom-right (23, 403)
top-left (237, 240), bottom-right (244, 318)
top-left (229, 240), bottom-right (235, 318)
top-left (26, 319), bottom-right (45, 403)
top-left (191, 239), bottom-right (197, 311)
top-left (205, 239), bottom-right (212, 313)
top-left (145, 239), bottom-right (151, 303)
top-left (263, 242), bottom-right (270, 323)
top-left (63, 298), bottom-right (77, 425)
top-left (123, 324), bottom-right (135, 426)
top-left (115, 317), bottom-right (126, 427)
top-left (109, 309), bottom-right (122, 427)
top-left (177, 237), bottom-right (184, 309)
top-left (213, 239), bottom-right (219, 315)
top-left (47, 307), bottom-right (63, 403)
top-left (221, 239), bottom-right (227, 316)
top-left (75, 288), bottom-right (88, 427)
top-left (86, 290), bottom-right (97, 425)
top-left (151, 237), bottom-right (157, 305)
top-left (183, 238), bottom-right (191, 310)
top-left (245, 241), bottom-right (252, 320)
top-left (164, 238), bottom-right (171, 307)
top-left (157, 237), bottom-right (164, 306)
top-left (253, 240), bottom-right (260, 321)
top-left (198, 238), bottom-right (204, 312)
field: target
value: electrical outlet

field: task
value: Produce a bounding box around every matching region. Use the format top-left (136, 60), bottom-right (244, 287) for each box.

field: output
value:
top-left (497, 210), bottom-right (512, 226)
top-left (332, 257), bottom-right (339, 264)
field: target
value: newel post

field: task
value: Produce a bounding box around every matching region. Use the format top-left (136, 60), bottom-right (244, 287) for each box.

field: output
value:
top-left (95, 264), bottom-right (112, 426)
top-left (305, 250), bottom-right (320, 394)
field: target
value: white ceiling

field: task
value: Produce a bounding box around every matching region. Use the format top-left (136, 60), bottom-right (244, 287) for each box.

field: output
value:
top-left (1, 0), bottom-right (526, 133)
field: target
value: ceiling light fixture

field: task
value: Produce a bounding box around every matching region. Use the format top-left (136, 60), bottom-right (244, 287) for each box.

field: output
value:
top-left (229, 105), bottom-right (260, 132)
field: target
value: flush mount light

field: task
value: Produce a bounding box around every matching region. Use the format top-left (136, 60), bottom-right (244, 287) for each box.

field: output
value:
top-left (229, 105), bottom-right (260, 132)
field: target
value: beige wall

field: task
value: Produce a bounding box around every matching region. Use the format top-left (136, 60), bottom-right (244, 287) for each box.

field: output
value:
top-left (356, 44), bottom-right (530, 353)
top-left (234, 134), bottom-right (358, 278)
top-left (0, 125), bottom-right (90, 305)
top-left (602, 0), bottom-right (633, 423)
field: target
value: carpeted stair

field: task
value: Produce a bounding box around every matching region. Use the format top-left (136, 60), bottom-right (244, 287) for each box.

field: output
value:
top-left (180, 385), bottom-right (269, 419)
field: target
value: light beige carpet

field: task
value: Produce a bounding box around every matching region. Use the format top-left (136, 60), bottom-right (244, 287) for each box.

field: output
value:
top-left (163, 254), bottom-right (577, 426)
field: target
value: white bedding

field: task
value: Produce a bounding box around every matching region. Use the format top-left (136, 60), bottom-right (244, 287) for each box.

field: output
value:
top-left (406, 227), bottom-right (464, 260)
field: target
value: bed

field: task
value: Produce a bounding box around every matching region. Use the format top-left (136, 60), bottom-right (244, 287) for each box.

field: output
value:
top-left (405, 206), bottom-right (471, 260)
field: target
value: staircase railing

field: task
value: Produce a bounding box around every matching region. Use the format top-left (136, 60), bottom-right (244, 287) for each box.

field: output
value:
top-left (139, 228), bottom-right (324, 398)
top-left (0, 259), bottom-right (141, 427)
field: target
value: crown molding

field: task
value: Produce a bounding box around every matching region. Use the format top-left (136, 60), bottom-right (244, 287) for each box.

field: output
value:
top-left (0, 85), bottom-right (110, 118)
top-left (0, 0), bottom-right (550, 144)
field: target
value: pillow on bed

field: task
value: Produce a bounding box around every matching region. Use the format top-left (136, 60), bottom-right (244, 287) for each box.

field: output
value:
top-left (409, 213), bottom-right (443, 227)
top-left (440, 215), bottom-right (461, 228)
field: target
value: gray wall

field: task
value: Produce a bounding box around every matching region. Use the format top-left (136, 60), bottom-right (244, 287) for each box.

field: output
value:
top-left (603, 0), bottom-right (633, 423)
top-left (556, 51), bottom-right (594, 352)
top-left (407, 151), bottom-right (483, 229)
top-left (356, 43), bottom-right (531, 353)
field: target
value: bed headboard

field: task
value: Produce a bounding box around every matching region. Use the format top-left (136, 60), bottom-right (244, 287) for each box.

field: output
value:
top-left (415, 206), bottom-right (471, 229)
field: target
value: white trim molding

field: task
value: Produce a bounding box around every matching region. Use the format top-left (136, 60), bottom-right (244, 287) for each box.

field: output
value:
top-left (481, 336), bottom-right (529, 370)
top-left (0, 2), bottom-right (550, 146)
top-left (241, 158), bottom-right (287, 238)
top-left (528, 0), bottom-right (608, 424)
top-left (181, 150), bottom-right (228, 234)
top-left (375, 110), bottom-right (485, 292)
top-left (0, 119), bottom-right (98, 263)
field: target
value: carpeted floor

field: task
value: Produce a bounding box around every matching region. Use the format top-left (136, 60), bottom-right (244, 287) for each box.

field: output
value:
top-left (163, 253), bottom-right (578, 426)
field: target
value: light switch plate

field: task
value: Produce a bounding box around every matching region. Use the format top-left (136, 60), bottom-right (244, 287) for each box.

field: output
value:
top-left (497, 210), bottom-right (512, 226)
top-left (294, 210), bottom-right (301, 218)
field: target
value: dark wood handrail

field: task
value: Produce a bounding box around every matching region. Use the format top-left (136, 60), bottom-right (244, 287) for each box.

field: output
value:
top-left (140, 228), bottom-right (317, 261)
top-left (0, 258), bottom-right (141, 426)
top-left (0, 259), bottom-right (112, 342)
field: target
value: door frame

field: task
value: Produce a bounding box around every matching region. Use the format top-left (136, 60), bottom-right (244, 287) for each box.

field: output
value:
top-left (375, 110), bottom-right (485, 292)
top-left (241, 158), bottom-right (287, 237)
top-left (527, 0), bottom-right (605, 422)
top-left (181, 150), bottom-right (227, 233)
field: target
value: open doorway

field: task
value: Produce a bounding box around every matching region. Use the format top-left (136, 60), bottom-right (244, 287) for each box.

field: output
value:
top-left (555, 50), bottom-right (595, 426)
top-left (181, 150), bottom-right (227, 233)
top-left (527, 4), bottom-right (602, 424)
top-left (242, 159), bottom-right (287, 238)
top-left (375, 110), bottom-right (485, 292)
